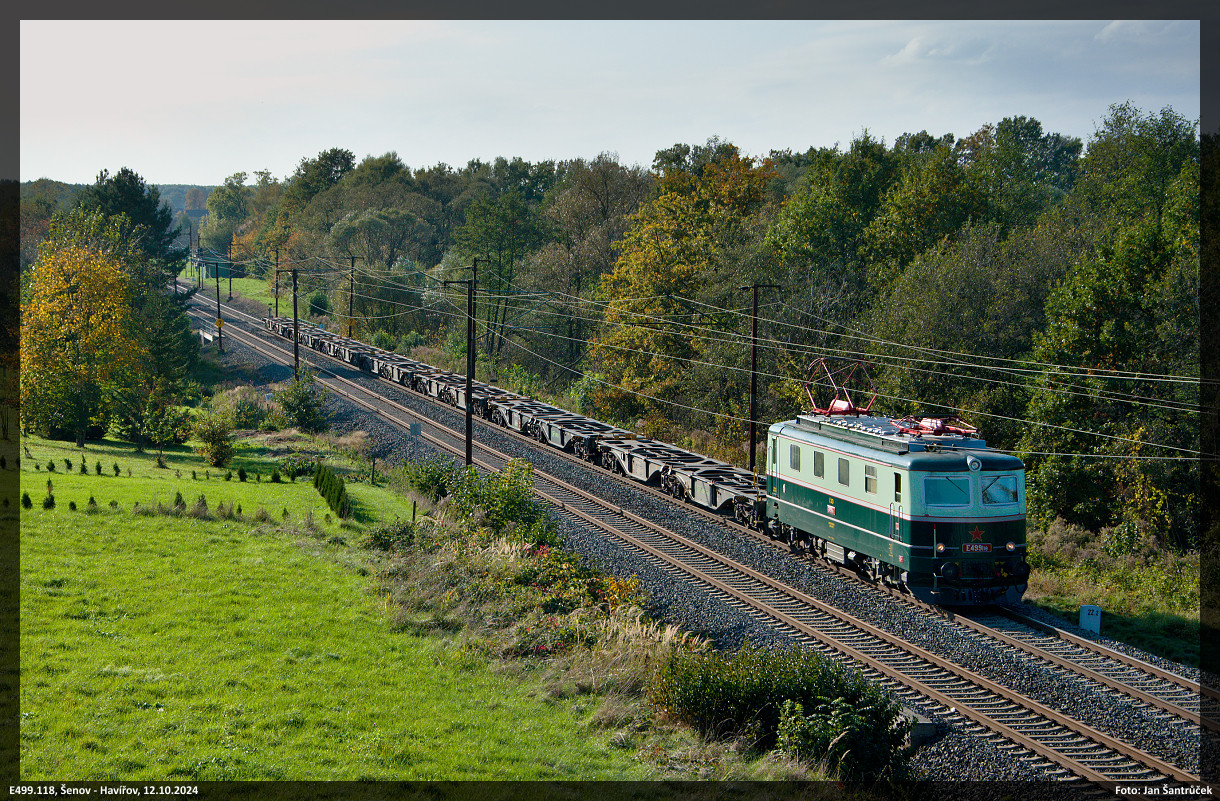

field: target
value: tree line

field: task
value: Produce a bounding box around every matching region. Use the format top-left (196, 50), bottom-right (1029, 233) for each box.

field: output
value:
top-left (19, 101), bottom-right (1206, 552)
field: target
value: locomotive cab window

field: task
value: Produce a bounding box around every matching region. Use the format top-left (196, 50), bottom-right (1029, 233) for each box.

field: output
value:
top-left (981, 474), bottom-right (1019, 505)
top-left (838, 458), bottom-right (850, 486)
top-left (814, 451), bottom-right (824, 478)
top-left (924, 476), bottom-right (970, 507)
top-left (894, 472), bottom-right (902, 503)
top-left (864, 464), bottom-right (877, 494)
top-left (790, 444), bottom-right (800, 472)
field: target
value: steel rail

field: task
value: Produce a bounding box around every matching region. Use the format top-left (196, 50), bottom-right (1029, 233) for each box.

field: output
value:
top-left (786, 541), bottom-right (1215, 733)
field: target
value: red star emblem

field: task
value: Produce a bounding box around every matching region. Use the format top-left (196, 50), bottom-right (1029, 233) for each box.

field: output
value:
top-left (970, 527), bottom-right (985, 541)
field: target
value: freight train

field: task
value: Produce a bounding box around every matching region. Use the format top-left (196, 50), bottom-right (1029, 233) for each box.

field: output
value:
top-left (263, 317), bottom-right (1029, 605)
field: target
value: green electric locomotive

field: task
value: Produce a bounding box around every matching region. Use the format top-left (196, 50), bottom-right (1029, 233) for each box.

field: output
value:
top-left (764, 360), bottom-right (1030, 606)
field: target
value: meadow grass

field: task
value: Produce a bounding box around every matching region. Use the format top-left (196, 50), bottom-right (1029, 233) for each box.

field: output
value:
top-left (1024, 521), bottom-right (1199, 667)
top-left (20, 436), bottom-right (651, 780)
top-left (177, 272), bottom-right (274, 307)
top-left (1023, 569), bottom-right (1199, 667)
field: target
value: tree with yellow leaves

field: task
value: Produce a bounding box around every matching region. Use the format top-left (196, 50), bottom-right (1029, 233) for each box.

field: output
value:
top-left (21, 246), bottom-right (149, 446)
top-left (590, 140), bottom-right (774, 422)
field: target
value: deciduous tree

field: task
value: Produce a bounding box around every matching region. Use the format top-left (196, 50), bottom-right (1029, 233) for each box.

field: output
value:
top-left (21, 246), bottom-right (147, 446)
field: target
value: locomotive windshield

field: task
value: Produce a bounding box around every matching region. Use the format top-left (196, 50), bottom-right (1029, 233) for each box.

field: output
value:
top-left (924, 476), bottom-right (970, 506)
top-left (981, 474), bottom-right (1020, 505)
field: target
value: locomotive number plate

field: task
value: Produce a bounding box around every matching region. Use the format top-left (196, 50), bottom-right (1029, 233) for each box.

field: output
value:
top-left (962, 543), bottom-right (992, 553)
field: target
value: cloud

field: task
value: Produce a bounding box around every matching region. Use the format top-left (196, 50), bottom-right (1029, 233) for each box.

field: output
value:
top-left (1094, 20), bottom-right (1187, 45)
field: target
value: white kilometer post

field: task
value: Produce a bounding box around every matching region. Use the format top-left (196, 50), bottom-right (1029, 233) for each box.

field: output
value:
top-left (1079, 604), bottom-right (1102, 634)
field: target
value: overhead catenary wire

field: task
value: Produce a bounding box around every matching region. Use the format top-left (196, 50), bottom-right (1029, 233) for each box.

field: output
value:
top-left (417, 273), bottom-right (1206, 416)
top-left (430, 295), bottom-right (1211, 460)
top-left (270, 259), bottom-right (1204, 418)
top-left (240, 247), bottom-right (1207, 460)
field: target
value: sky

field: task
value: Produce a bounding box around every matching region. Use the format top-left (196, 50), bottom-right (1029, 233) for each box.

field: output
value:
top-left (19, 19), bottom-right (1202, 187)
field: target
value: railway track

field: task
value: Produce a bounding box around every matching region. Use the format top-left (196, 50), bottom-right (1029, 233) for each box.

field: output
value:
top-left (183, 292), bottom-right (1206, 789)
top-left (781, 535), bottom-right (1214, 734)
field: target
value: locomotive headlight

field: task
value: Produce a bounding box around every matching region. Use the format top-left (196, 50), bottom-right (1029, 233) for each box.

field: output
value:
top-left (936, 542), bottom-right (946, 554)
top-left (1006, 541), bottom-right (1016, 551)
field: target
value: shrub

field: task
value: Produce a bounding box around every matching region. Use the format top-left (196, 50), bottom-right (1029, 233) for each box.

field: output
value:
top-left (270, 470), bottom-right (282, 483)
top-left (192, 470), bottom-right (197, 480)
top-left (63, 458), bottom-right (72, 471)
top-left (113, 463), bottom-right (120, 476)
top-left (212, 385), bottom-right (278, 431)
top-left (372, 329), bottom-right (399, 351)
top-left (395, 330), bottom-right (426, 354)
top-left (273, 371), bottom-right (329, 434)
top-left (776, 697), bottom-right (913, 784)
top-left (282, 455), bottom-right (316, 480)
top-left (364, 520), bottom-right (415, 551)
top-left (46, 460), bottom-right (55, 472)
top-left (87, 495), bottom-right (98, 509)
top-left (313, 462), bottom-right (352, 518)
top-left (43, 493), bottom-right (55, 509)
top-left (306, 288), bottom-right (331, 317)
top-left (404, 454), bottom-right (459, 502)
top-left (173, 491), bottom-right (185, 509)
top-left (237, 467), bottom-right (247, 482)
top-left (68, 501), bottom-right (77, 511)
top-left (79, 460), bottom-right (87, 475)
top-left (193, 410), bottom-right (234, 467)
top-left (449, 459), bottom-right (549, 536)
top-left (95, 461), bottom-right (102, 475)
top-left (649, 645), bottom-right (909, 758)
top-left (225, 471), bottom-right (232, 481)
top-left (21, 493), bottom-right (31, 509)
top-left (109, 500), bottom-right (118, 509)
top-left (189, 495), bottom-right (209, 519)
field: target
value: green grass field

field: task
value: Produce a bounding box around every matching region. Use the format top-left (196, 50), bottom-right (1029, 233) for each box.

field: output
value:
top-left (1022, 520), bottom-right (1200, 667)
top-left (20, 435), bottom-right (650, 780)
top-left (1023, 568), bottom-right (1199, 667)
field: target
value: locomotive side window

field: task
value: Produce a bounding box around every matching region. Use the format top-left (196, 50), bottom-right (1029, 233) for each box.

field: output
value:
top-left (814, 451), bottom-right (824, 478)
top-left (924, 476), bottom-right (970, 506)
top-left (838, 458), bottom-right (850, 486)
top-left (981, 474), bottom-right (1019, 505)
top-left (771, 439), bottom-right (777, 467)
top-left (864, 464), bottom-right (877, 494)
top-left (894, 472), bottom-right (902, 503)
top-left (790, 444), bottom-right (800, 472)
